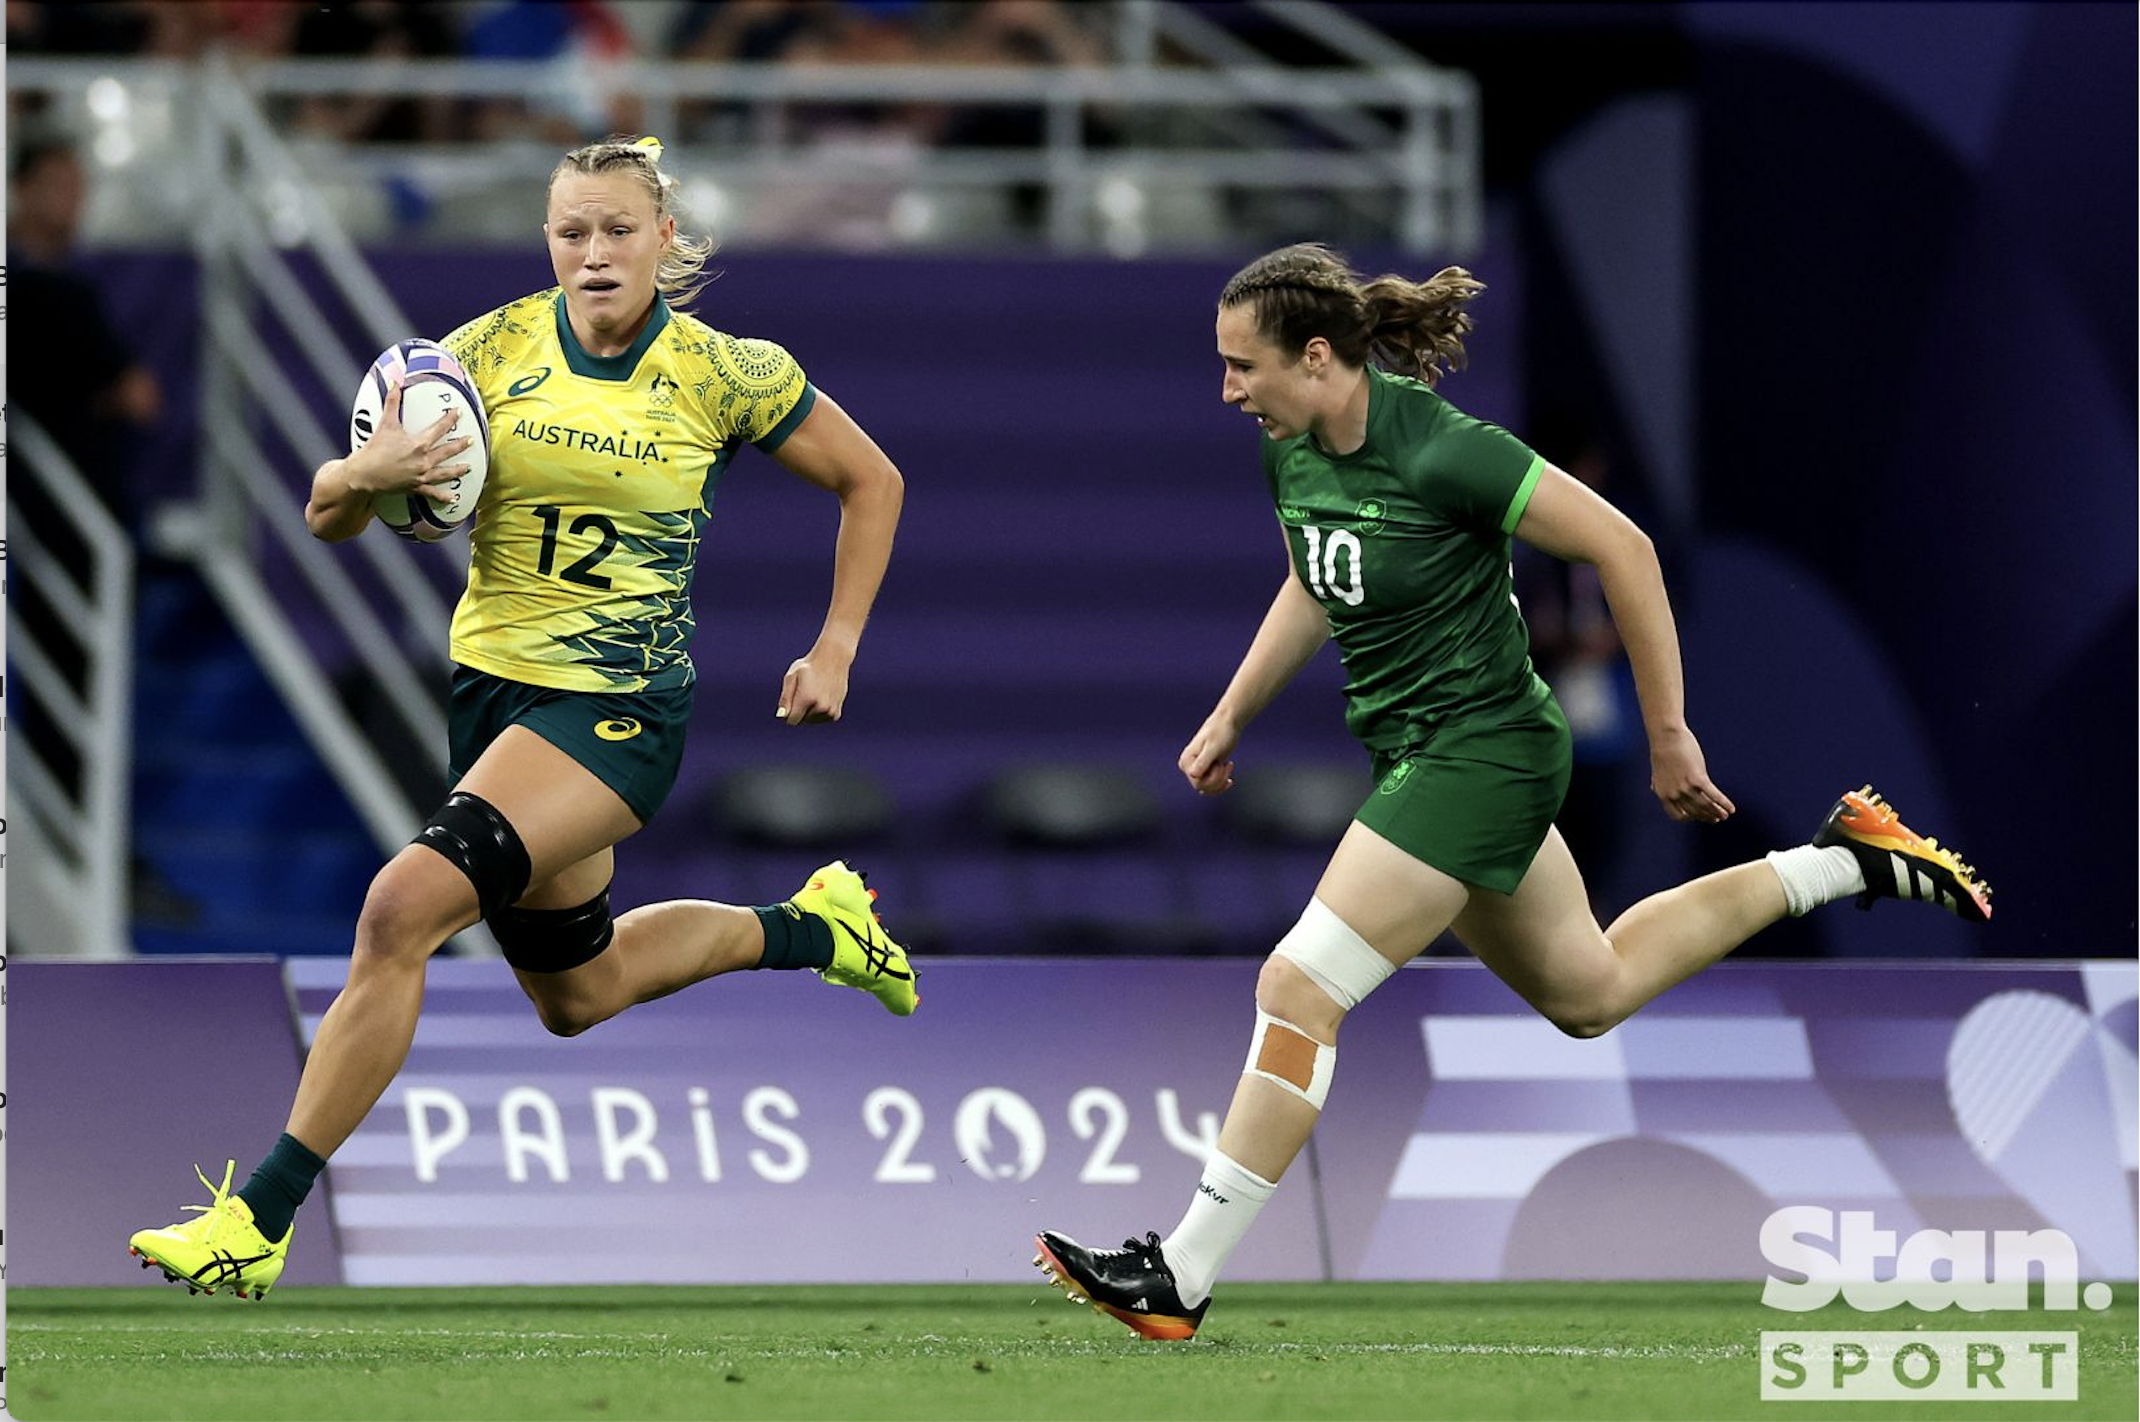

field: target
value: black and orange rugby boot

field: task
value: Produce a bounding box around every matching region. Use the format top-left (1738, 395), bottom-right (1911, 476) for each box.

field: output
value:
top-left (1814, 785), bottom-right (1993, 923)
top-left (1033, 1230), bottom-right (1210, 1340)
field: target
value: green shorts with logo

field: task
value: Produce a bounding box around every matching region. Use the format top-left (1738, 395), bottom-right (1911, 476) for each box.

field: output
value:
top-left (1356, 696), bottom-right (1573, 895)
top-left (447, 665), bottom-right (694, 825)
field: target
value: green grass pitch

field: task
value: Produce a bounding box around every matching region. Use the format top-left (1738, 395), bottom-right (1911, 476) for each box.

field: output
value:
top-left (10, 1282), bottom-right (2134, 1421)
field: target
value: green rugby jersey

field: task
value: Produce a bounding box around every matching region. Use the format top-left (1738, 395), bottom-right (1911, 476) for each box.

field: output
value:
top-left (1264, 366), bottom-right (1551, 752)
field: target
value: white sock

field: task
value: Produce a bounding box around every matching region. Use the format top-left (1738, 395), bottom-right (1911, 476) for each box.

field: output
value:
top-left (1160, 1150), bottom-right (1277, 1307)
top-left (1764, 844), bottom-right (1867, 917)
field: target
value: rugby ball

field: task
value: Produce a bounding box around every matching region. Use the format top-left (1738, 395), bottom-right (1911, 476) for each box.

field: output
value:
top-left (350, 338), bottom-right (489, 542)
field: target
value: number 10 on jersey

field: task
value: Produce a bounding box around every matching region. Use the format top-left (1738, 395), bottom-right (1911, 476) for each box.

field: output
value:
top-left (1301, 524), bottom-right (1365, 606)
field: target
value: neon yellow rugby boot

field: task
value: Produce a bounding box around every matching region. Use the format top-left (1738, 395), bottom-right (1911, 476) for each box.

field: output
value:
top-left (127, 1161), bottom-right (292, 1300)
top-left (790, 860), bottom-right (918, 1016)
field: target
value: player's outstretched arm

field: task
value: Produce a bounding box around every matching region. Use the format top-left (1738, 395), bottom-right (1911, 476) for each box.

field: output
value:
top-left (305, 380), bottom-right (471, 543)
top-left (1511, 462), bottom-right (1734, 824)
top-left (765, 391), bottom-right (905, 725)
top-left (1181, 566), bottom-right (1330, 796)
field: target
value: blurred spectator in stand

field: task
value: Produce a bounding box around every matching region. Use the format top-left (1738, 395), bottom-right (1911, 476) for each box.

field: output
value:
top-left (670, 0), bottom-right (853, 146)
top-left (8, 0), bottom-right (330, 59)
top-left (7, 0), bottom-right (155, 54)
top-left (931, 0), bottom-right (1107, 142)
top-left (928, 1), bottom-right (1114, 233)
top-left (714, 2), bottom-right (944, 247)
top-left (290, 0), bottom-right (461, 143)
top-left (667, 0), bottom-right (843, 145)
top-left (211, 0), bottom-right (302, 54)
top-left (9, 134), bottom-right (199, 928)
top-left (9, 138), bottom-right (165, 529)
top-left (780, 0), bottom-right (933, 140)
top-left (463, 0), bottom-right (643, 145)
top-left (1514, 414), bottom-right (1644, 916)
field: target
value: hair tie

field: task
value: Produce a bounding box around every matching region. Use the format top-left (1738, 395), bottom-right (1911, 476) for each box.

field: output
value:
top-left (634, 135), bottom-right (665, 163)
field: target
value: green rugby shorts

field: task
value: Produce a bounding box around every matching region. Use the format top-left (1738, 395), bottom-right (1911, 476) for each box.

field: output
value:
top-left (1357, 698), bottom-right (1573, 895)
top-left (447, 665), bottom-right (693, 826)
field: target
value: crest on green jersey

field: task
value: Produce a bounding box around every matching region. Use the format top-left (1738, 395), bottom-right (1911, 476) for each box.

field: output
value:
top-left (1377, 758), bottom-right (1415, 795)
top-left (1354, 498), bottom-right (1387, 534)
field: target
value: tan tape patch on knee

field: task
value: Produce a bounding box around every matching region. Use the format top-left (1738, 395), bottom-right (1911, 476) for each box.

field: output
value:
top-left (1253, 1019), bottom-right (1321, 1092)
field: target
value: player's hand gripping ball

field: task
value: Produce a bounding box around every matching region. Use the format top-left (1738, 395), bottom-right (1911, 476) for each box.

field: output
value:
top-left (350, 339), bottom-right (489, 542)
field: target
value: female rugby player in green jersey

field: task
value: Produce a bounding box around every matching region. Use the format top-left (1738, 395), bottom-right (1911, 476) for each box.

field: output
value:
top-left (1036, 243), bottom-right (1992, 1340)
top-left (130, 137), bottom-right (914, 1299)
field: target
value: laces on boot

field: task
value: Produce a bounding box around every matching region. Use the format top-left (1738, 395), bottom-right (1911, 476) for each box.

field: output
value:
top-left (182, 1160), bottom-right (242, 1220)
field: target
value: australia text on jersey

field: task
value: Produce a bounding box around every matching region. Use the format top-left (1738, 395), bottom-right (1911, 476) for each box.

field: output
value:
top-left (510, 418), bottom-right (667, 464)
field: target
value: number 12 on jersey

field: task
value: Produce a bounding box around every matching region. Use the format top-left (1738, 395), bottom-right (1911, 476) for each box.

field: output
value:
top-left (1300, 524), bottom-right (1365, 606)
top-left (533, 504), bottom-right (620, 590)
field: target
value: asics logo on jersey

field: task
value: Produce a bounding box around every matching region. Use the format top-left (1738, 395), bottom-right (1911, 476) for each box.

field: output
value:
top-left (508, 366), bottom-right (553, 396)
top-left (831, 917), bottom-right (912, 981)
top-left (595, 718), bottom-right (644, 741)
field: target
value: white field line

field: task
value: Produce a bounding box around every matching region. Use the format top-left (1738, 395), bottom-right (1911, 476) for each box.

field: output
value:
top-left (11, 1322), bottom-right (1754, 1365)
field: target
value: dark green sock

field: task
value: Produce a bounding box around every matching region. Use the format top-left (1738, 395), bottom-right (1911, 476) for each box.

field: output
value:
top-left (235, 1133), bottom-right (326, 1242)
top-left (751, 903), bottom-right (835, 970)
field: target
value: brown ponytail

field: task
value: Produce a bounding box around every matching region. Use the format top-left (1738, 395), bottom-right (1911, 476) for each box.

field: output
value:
top-left (1219, 243), bottom-right (1484, 387)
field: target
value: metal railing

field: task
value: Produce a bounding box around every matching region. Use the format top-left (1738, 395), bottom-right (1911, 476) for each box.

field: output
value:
top-left (13, 11), bottom-right (1478, 258)
top-left (7, 413), bottom-right (136, 959)
top-left (255, 57), bottom-right (1476, 257)
top-left (183, 56), bottom-right (498, 955)
top-left (185, 54), bottom-right (457, 844)
top-left (11, 54), bottom-right (495, 954)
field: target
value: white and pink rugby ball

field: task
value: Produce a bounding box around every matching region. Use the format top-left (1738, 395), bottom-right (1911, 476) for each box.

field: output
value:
top-left (349, 338), bottom-right (489, 543)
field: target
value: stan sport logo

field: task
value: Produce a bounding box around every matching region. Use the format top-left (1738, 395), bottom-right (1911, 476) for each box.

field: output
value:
top-left (1757, 1206), bottom-right (2114, 1404)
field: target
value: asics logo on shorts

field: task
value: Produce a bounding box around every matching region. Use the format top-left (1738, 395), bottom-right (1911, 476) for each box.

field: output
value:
top-left (595, 717), bottom-right (644, 741)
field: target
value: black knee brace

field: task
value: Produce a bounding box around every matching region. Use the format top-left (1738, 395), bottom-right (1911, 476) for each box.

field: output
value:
top-left (412, 790), bottom-right (530, 921)
top-left (490, 888), bottom-right (616, 974)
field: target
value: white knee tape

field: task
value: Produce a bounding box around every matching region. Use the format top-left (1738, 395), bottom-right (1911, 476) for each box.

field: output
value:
top-left (1243, 1010), bottom-right (1335, 1110)
top-left (1272, 897), bottom-right (1397, 1010)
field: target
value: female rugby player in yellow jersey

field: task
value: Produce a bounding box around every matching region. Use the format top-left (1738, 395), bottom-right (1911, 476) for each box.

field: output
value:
top-left (129, 137), bottom-right (914, 1299)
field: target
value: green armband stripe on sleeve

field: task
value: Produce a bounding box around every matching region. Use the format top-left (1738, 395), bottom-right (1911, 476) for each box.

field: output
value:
top-left (753, 383), bottom-right (818, 453)
top-left (1500, 454), bottom-right (1546, 535)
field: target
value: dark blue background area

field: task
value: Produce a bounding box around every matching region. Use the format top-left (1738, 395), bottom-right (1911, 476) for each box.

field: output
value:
top-left (1683, 1), bottom-right (2135, 956)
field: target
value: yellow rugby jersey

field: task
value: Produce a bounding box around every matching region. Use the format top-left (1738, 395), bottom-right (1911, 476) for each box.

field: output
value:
top-left (438, 290), bottom-right (814, 692)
